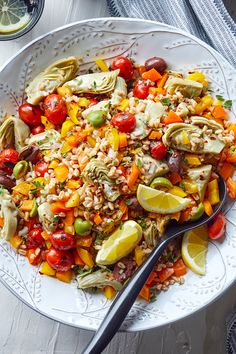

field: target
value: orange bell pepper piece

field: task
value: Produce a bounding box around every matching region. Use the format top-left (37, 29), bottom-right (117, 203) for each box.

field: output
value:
top-left (119, 133), bottom-right (128, 149)
top-left (56, 270), bottom-right (73, 283)
top-left (0, 217), bottom-right (4, 227)
top-left (139, 285), bottom-right (150, 301)
top-left (157, 72), bottom-right (168, 88)
top-left (203, 199), bottom-right (213, 216)
top-left (64, 209), bottom-right (75, 225)
top-left (227, 177), bottom-right (236, 198)
top-left (212, 105), bottom-right (227, 119)
top-left (219, 162), bottom-right (234, 180)
top-left (173, 259), bottom-right (187, 277)
top-left (73, 249), bottom-right (85, 266)
top-left (51, 201), bottom-right (70, 213)
top-left (148, 130), bottom-right (163, 140)
top-left (77, 248), bottom-right (94, 268)
top-left (228, 124), bottom-right (236, 141)
top-left (54, 165), bottom-right (69, 183)
top-left (146, 271), bottom-right (156, 286)
top-left (157, 267), bottom-right (174, 283)
top-left (163, 111), bottom-right (183, 125)
top-left (138, 65), bottom-right (146, 76)
top-left (76, 235), bottom-right (93, 248)
top-left (127, 161), bottom-right (140, 189)
top-left (169, 172), bottom-right (182, 185)
top-left (142, 68), bottom-right (162, 82)
top-left (94, 212), bottom-right (102, 225)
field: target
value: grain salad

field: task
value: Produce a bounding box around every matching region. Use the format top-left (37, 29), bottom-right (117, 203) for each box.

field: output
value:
top-left (0, 54), bottom-right (235, 301)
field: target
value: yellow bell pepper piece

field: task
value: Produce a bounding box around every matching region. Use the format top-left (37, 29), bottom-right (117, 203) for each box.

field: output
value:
top-left (54, 165), bottom-right (69, 183)
top-left (169, 186), bottom-right (187, 198)
top-left (77, 248), bottom-right (94, 268)
top-left (45, 240), bottom-right (52, 249)
top-left (195, 95), bottom-right (213, 114)
top-left (19, 200), bottom-right (34, 211)
top-left (56, 270), bottom-right (73, 283)
top-left (42, 231), bottom-right (50, 240)
top-left (182, 130), bottom-right (190, 144)
top-left (41, 115), bottom-right (55, 130)
top-left (10, 234), bottom-right (23, 249)
top-left (185, 154), bottom-right (201, 166)
top-left (78, 97), bottom-right (90, 108)
top-left (117, 98), bottom-right (129, 111)
top-left (13, 182), bottom-right (33, 196)
top-left (103, 285), bottom-right (116, 300)
top-left (64, 224), bottom-right (75, 235)
top-left (108, 128), bottom-right (119, 151)
top-left (66, 180), bottom-right (81, 189)
top-left (95, 59), bottom-right (109, 72)
top-left (135, 245), bottom-right (144, 266)
top-left (61, 120), bottom-right (75, 138)
top-left (66, 102), bottom-right (80, 124)
top-left (57, 86), bottom-right (72, 97)
top-left (181, 181), bottom-right (198, 194)
top-left (186, 72), bottom-right (208, 87)
top-left (40, 262), bottom-right (56, 276)
top-left (87, 136), bottom-right (96, 147)
top-left (207, 179), bottom-right (220, 205)
top-left (65, 191), bottom-right (80, 208)
top-left (48, 159), bottom-right (59, 169)
top-left (61, 142), bottom-right (73, 154)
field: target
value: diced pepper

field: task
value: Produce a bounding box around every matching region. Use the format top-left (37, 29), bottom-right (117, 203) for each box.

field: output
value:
top-left (212, 105), bottom-right (227, 119)
top-left (138, 65), bottom-right (146, 76)
top-left (64, 210), bottom-right (75, 225)
top-left (226, 146), bottom-right (236, 164)
top-left (139, 285), bottom-right (150, 301)
top-left (0, 217), bottom-right (4, 228)
top-left (73, 249), bottom-right (85, 266)
top-left (228, 124), bottom-right (236, 141)
top-left (119, 133), bottom-right (128, 149)
top-left (173, 259), bottom-right (187, 277)
top-left (119, 200), bottom-right (128, 214)
top-left (56, 270), bottom-right (73, 283)
top-left (40, 262), bottom-right (56, 276)
top-left (207, 179), bottom-right (220, 205)
top-left (45, 240), bottom-right (52, 249)
top-left (185, 154), bottom-right (201, 166)
top-left (10, 234), bottom-right (23, 249)
top-left (194, 95), bottom-right (213, 114)
top-left (42, 231), bottom-right (50, 240)
top-left (66, 102), bottom-right (80, 124)
top-left (65, 192), bottom-right (80, 208)
top-left (64, 224), bottom-right (75, 235)
top-left (203, 199), bottom-right (213, 216)
top-left (186, 72), bottom-right (208, 87)
top-left (41, 115), bottom-right (55, 130)
top-left (169, 172), bottom-right (182, 185)
top-left (103, 285), bottom-right (116, 300)
top-left (142, 68), bottom-right (162, 82)
top-left (66, 179), bottom-right (81, 189)
top-left (146, 271), bottom-right (156, 286)
top-left (163, 111), bottom-right (183, 125)
top-left (148, 130), bottom-right (163, 140)
top-left (78, 97), bottom-right (90, 108)
top-left (94, 212), bottom-right (102, 225)
top-left (171, 212), bottom-right (181, 221)
top-left (117, 98), bottom-right (129, 111)
top-left (57, 86), bottom-right (72, 97)
top-left (27, 248), bottom-right (41, 265)
top-left (95, 59), bottom-right (109, 72)
top-left (66, 132), bottom-right (87, 147)
top-left (226, 177), bottom-right (236, 198)
top-left (127, 161), bottom-right (140, 189)
top-left (158, 73), bottom-right (168, 88)
top-left (54, 165), bottom-right (69, 183)
top-left (60, 141), bottom-right (73, 154)
top-left (181, 130), bottom-right (190, 145)
top-left (76, 235), bottom-right (93, 248)
top-left (135, 245), bottom-right (144, 266)
top-left (169, 186), bottom-right (187, 198)
top-left (180, 181), bottom-right (198, 194)
top-left (157, 267), bottom-right (174, 283)
top-left (48, 159), bottom-right (59, 169)
top-left (148, 87), bottom-right (166, 96)
top-left (179, 208), bottom-right (192, 223)
top-left (108, 128), bottom-right (119, 151)
top-left (78, 153), bottom-right (89, 171)
top-left (77, 248), bottom-right (94, 268)
top-left (219, 162), bottom-right (234, 180)
top-left (13, 182), bottom-right (33, 196)
top-left (87, 136), bottom-right (96, 147)
top-left (19, 200), bottom-right (34, 211)
top-left (51, 201), bottom-right (70, 213)
top-left (61, 120), bottom-right (75, 138)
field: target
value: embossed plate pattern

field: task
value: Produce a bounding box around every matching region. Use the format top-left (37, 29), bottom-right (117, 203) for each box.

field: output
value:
top-left (0, 18), bottom-right (235, 331)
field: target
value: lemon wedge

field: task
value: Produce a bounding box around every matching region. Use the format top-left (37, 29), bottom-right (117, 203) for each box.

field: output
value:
top-left (96, 220), bottom-right (142, 265)
top-left (0, 0), bottom-right (31, 34)
top-left (181, 225), bottom-right (208, 275)
top-left (137, 184), bottom-right (191, 214)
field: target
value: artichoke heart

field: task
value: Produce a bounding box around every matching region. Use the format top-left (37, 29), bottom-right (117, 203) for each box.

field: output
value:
top-left (165, 77), bottom-right (203, 97)
top-left (27, 129), bottom-right (60, 150)
top-left (63, 69), bottom-right (119, 95)
top-left (26, 57), bottom-right (79, 104)
top-left (0, 116), bottom-right (30, 151)
top-left (137, 155), bottom-right (169, 184)
top-left (38, 202), bottom-right (58, 232)
top-left (190, 116), bottom-right (224, 131)
top-left (163, 123), bottom-right (225, 154)
top-left (186, 165), bottom-right (212, 201)
top-left (82, 159), bottom-right (120, 201)
top-left (77, 270), bottom-right (122, 291)
top-left (110, 77), bottom-right (127, 105)
top-left (0, 189), bottom-right (18, 241)
top-left (145, 100), bottom-right (165, 127)
top-left (131, 112), bottom-right (151, 140)
top-left (82, 100), bottom-right (111, 119)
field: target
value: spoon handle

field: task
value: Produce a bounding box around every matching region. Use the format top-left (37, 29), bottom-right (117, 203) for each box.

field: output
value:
top-left (82, 238), bottom-right (168, 354)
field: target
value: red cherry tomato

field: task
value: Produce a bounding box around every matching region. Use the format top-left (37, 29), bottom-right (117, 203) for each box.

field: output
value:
top-left (150, 142), bottom-right (168, 160)
top-left (46, 247), bottom-right (74, 272)
top-left (111, 56), bottom-right (134, 80)
top-left (88, 98), bottom-right (98, 107)
top-left (34, 160), bottom-right (49, 177)
top-left (44, 94), bottom-right (67, 125)
top-left (18, 103), bottom-right (43, 127)
top-left (0, 148), bottom-right (19, 164)
top-left (111, 112), bottom-right (136, 133)
top-left (50, 230), bottom-right (76, 251)
top-left (133, 80), bottom-right (150, 99)
top-left (25, 217), bottom-right (39, 231)
top-left (31, 125), bottom-right (45, 135)
top-left (26, 228), bottom-right (43, 249)
top-left (208, 212), bottom-right (226, 240)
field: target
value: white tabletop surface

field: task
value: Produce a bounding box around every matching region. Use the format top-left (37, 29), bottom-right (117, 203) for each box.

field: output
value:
top-left (0, 1), bottom-right (236, 353)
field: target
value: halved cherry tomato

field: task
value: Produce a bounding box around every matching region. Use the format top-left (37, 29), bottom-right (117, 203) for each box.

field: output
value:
top-left (50, 230), bottom-right (76, 251)
top-left (18, 103), bottom-right (43, 127)
top-left (26, 228), bottom-right (43, 249)
top-left (111, 56), bottom-right (134, 80)
top-left (111, 112), bottom-right (136, 133)
top-left (44, 94), bottom-right (67, 125)
top-left (34, 160), bottom-right (49, 176)
top-left (0, 148), bottom-right (19, 164)
top-left (46, 247), bottom-right (74, 272)
top-left (208, 212), bottom-right (226, 240)
top-left (133, 80), bottom-right (150, 99)
top-left (150, 142), bottom-right (167, 160)
top-left (31, 125), bottom-right (45, 135)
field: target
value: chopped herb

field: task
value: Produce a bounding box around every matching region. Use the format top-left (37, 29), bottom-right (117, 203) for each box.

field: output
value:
top-left (61, 152), bottom-right (68, 158)
top-left (119, 221), bottom-right (124, 229)
top-left (53, 215), bottom-right (59, 222)
top-left (125, 199), bottom-right (133, 206)
top-left (136, 158), bottom-right (142, 169)
top-left (105, 101), bottom-right (112, 109)
top-left (30, 189), bottom-right (38, 195)
top-left (161, 97), bottom-right (170, 106)
top-left (216, 95), bottom-right (224, 101)
top-left (179, 182), bottom-right (186, 191)
top-left (58, 183), bottom-right (64, 191)
top-left (33, 181), bottom-right (41, 187)
top-left (138, 216), bottom-right (147, 229)
top-left (167, 251), bottom-right (175, 262)
top-left (92, 81), bottom-right (97, 90)
top-left (223, 100), bottom-right (232, 109)
top-left (150, 294), bottom-right (157, 302)
top-left (167, 148), bottom-right (174, 155)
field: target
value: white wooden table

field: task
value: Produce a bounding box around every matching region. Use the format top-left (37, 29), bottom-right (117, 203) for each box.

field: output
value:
top-left (0, 1), bottom-right (236, 353)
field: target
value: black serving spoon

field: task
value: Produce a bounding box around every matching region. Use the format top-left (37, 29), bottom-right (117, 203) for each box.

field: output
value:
top-left (82, 176), bottom-right (227, 354)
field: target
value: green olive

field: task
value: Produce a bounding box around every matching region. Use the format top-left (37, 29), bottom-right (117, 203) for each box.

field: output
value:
top-left (191, 202), bottom-right (205, 221)
top-left (74, 218), bottom-right (92, 236)
top-left (87, 110), bottom-right (106, 128)
top-left (13, 160), bottom-right (28, 179)
top-left (150, 177), bottom-right (173, 189)
top-left (30, 198), bottom-right (38, 217)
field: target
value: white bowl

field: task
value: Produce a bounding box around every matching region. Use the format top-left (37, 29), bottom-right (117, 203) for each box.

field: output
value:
top-left (0, 18), bottom-right (236, 332)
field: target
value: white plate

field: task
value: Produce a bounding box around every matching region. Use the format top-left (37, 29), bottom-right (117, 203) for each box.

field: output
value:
top-left (0, 18), bottom-right (236, 332)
